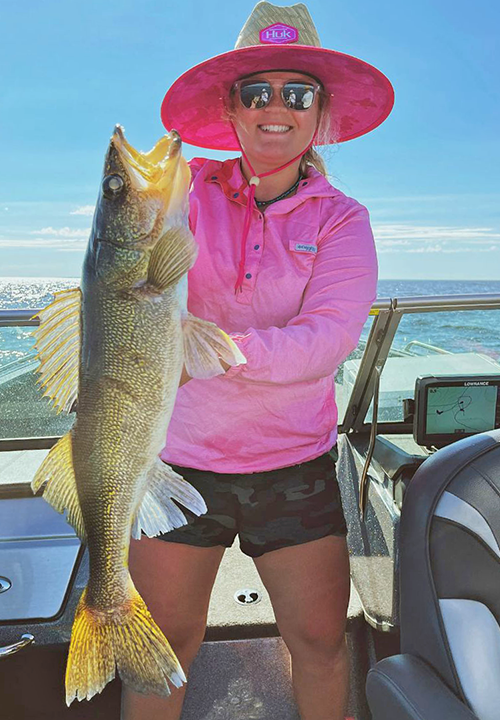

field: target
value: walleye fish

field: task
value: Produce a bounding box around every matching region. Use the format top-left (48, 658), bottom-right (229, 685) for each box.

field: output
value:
top-left (31, 126), bottom-right (246, 704)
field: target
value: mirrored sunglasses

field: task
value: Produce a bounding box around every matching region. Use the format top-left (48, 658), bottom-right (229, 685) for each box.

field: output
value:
top-left (234, 81), bottom-right (321, 111)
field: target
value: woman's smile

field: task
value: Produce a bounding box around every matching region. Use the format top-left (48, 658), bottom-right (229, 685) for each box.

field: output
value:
top-left (258, 124), bottom-right (293, 133)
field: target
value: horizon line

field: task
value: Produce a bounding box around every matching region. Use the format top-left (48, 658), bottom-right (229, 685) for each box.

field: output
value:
top-left (1, 276), bottom-right (500, 283)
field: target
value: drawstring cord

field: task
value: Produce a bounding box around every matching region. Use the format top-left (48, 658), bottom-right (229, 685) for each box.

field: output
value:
top-left (231, 124), bottom-right (316, 293)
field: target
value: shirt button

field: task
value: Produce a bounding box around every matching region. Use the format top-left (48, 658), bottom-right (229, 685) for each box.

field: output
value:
top-left (254, 244), bottom-right (260, 250)
top-left (245, 273), bottom-right (252, 279)
top-left (302, 181), bottom-right (308, 186)
top-left (233, 192), bottom-right (239, 198)
top-left (211, 175), bottom-right (218, 180)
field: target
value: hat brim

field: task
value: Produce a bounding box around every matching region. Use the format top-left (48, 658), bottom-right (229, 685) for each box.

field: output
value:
top-left (161, 45), bottom-right (394, 150)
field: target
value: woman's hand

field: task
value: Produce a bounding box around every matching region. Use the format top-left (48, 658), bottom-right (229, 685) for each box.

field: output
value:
top-left (179, 366), bottom-right (192, 387)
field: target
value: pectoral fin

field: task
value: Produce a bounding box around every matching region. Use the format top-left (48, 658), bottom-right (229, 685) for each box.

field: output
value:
top-left (182, 313), bottom-right (247, 379)
top-left (147, 227), bottom-right (197, 292)
top-left (31, 432), bottom-right (85, 539)
top-left (32, 288), bottom-right (81, 414)
top-left (131, 458), bottom-right (207, 540)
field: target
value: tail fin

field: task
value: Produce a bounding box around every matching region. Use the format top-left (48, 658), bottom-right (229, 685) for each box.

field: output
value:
top-left (65, 586), bottom-right (185, 705)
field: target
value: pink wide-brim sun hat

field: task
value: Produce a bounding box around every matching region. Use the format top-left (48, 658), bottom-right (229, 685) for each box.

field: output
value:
top-left (160, 2), bottom-right (395, 151)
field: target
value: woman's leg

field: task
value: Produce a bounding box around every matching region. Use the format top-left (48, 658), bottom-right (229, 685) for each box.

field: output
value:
top-left (253, 535), bottom-right (350, 720)
top-left (121, 537), bottom-right (226, 720)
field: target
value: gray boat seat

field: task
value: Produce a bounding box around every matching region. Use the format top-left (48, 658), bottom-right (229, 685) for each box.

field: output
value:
top-left (366, 429), bottom-right (500, 720)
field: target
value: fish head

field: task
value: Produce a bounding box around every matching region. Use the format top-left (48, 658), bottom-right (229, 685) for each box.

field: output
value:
top-left (95, 125), bottom-right (190, 246)
top-left (86, 126), bottom-right (191, 285)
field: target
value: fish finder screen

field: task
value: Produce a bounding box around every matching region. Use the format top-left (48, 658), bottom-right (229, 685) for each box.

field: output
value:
top-left (426, 385), bottom-right (498, 435)
top-left (414, 375), bottom-right (500, 447)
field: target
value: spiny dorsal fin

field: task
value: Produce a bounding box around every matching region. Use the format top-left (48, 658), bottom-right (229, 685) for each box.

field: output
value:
top-left (182, 313), bottom-right (247, 379)
top-left (32, 288), bottom-right (81, 414)
top-left (31, 432), bottom-right (85, 539)
top-left (147, 227), bottom-right (197, 292)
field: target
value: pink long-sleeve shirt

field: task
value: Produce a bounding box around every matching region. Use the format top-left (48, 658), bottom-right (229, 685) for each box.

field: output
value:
top-left (160, 157), bottom-right (378, 473)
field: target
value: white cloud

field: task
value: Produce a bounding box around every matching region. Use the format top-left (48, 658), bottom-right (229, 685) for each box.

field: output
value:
top-left (373, 223), bottom-right (500, 254)
top-left (406, 245), bottom-right (498, 254)
top-left (375, 239), bottom-right (412, 247)
top-left (373, 224), bottom-right (500, 241)
top-left (70, 205), bottom-right (95, 216)
top-left (30, 226), bottom-right (90, 238)
top-left (0, 238), bottom-right (86, 250)
top-left (405, 244), bottom-right (443, 254)
top-left (365, 193), bottom-right (500, 204)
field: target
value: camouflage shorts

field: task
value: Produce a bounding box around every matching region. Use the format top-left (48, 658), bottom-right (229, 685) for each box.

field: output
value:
top-left (157, 447), bottom-right (346, 558)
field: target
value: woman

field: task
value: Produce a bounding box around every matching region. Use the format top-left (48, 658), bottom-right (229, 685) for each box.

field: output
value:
top-left (122, 2), bottom-right (394, 719)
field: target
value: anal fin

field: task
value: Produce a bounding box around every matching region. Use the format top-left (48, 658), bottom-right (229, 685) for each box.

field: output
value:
top-left (132, 458), bottom-right (207, 540)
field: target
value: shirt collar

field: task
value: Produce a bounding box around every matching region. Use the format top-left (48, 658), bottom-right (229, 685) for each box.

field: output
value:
top-left (203, 158), bottom-right (337, 212)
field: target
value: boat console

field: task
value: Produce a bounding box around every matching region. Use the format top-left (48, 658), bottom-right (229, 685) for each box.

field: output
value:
top-left (338, 372), bottom-right (500, 632)
top-left (336, 295), bottom-right (500, 636)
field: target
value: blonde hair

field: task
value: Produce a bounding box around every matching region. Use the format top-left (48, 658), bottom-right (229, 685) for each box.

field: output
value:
top-left (225, 82), bottom-right (333, 178)
top-left (299, 90), bottom-right (331, 177)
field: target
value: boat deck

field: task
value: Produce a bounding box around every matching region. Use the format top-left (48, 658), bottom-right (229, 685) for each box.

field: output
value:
top-left (0, 448), bottom-right (370, 719)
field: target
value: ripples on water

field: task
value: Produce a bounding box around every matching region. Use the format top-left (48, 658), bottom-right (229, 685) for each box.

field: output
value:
top-left (0, 278), bottom-right (79, 310)
top-left (0, 278), bottom-right (79, 368)
top-left (1, 278), bottom-right (500, 368)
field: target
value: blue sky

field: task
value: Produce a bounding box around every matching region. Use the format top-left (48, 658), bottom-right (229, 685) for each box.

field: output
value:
top-left (1, 0), bottom-right (499, 280)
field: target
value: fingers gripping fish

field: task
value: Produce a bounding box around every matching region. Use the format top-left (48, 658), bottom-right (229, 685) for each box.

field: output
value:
top-left (30, 126), bottom-right (246, 704)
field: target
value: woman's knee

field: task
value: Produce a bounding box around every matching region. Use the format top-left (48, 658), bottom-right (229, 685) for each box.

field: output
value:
top-left (280, 615), bottom-right (347, 662)
top-left (154, 612), bottom-right (208, 661)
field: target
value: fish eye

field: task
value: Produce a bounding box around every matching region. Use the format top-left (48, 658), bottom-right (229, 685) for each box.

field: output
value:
top-left (102, 174), bottom-right (125, 198)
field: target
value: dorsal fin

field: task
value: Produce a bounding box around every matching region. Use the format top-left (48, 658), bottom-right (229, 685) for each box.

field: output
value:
top-left (32, 288), bottom-right (81, 414)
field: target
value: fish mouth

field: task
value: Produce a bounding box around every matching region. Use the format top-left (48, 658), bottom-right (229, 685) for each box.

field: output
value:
top-left (111, 125), bottom-right (188, 204)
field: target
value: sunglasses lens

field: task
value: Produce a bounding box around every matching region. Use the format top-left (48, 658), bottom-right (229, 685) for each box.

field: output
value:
top-left (282, 83), bottom-right (316, 110)
top-left (239, 82), bottom-right (272, 109)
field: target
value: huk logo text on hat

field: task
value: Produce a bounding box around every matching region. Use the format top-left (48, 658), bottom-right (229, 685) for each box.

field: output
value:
top-left (259, 23), bottom-right (299, 45)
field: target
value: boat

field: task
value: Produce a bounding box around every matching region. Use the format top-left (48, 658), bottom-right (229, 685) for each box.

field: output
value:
top-left (1, 291), bottom-right (500, 719)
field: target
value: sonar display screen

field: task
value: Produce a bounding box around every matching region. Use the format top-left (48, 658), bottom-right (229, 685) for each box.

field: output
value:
top-left (426, 384), bottom-right (499, 435)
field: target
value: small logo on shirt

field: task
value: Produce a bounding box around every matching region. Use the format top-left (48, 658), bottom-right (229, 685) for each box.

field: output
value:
top-left (259, 24), bottom-right (299, 44)
top-left (293, 243), bottom-right (317, 254)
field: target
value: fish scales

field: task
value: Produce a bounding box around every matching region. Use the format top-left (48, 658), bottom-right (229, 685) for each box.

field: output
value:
top-left (75, 283), bottom-right (183, 606)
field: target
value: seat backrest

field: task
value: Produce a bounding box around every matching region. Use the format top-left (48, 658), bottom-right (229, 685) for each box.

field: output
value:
top-left (399, 429), bottom-right (500, 720)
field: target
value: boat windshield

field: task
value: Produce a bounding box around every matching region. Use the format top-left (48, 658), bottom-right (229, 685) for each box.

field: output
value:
top-left (366, 308), bottom-right (500, 424)
top-left (336, 293), bottom-right (500, 433)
